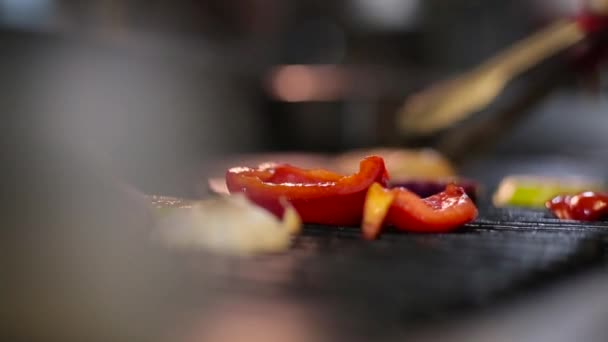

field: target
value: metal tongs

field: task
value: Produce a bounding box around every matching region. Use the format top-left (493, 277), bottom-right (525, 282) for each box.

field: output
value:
top-left (397, 1), bottom-right (608, 136)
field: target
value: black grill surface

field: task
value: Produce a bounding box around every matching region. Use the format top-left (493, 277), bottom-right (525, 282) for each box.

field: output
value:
top-left (181, 207), bottom-right (608, 340)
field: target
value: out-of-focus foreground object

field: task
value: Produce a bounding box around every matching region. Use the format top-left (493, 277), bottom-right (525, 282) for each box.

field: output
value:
top-left (154, 194), bottom-right (301, 256)
top-left (1, 140), bottom-right (183, 342)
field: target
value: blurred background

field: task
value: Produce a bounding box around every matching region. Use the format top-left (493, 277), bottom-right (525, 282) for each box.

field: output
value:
top-left (3, 0), bottom-right (607, 195)
top-left (3, 1), bottom-right (608, 341)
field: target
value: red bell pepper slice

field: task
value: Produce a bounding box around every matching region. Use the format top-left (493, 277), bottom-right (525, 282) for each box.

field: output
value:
top-left (362, 182), bottom-right (478, 239)
top-left (546, 191), bottom-right (608, 221)
top-left (226, 156), bottom-right (389, 225)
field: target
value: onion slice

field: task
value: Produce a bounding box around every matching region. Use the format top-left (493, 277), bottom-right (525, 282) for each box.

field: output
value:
top-left (152, 195), bottom-right (301, 256)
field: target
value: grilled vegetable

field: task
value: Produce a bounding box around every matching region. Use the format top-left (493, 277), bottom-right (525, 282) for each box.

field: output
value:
top-left (334, 148), bottom-right (455, 180)
top-left (226, 156), bottom-right (389, 226)
top-left (493, 175), bottom-right (604, 208)
top-left (546, 191), bottom-right (608, 221)
top-left (389, 178), bottom-right (479, 202)
top-left (363, 183), bottom-right (478, 239)
top-left (153, 195), bottom-right (301, 255)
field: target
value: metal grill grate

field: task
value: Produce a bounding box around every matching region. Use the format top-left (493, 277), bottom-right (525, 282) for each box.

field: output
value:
top-left (190, 207), bottom-right (607, 327)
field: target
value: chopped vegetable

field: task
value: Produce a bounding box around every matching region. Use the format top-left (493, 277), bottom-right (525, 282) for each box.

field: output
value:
top-left (362, 182), bottom-right (396, 239)
top-left (226, 156), bottom-right (389, 225)
top-left (546, 191), bottom-right (608, 221)
top-left (493, 175), bottom-right (604, 208)
top-left (224, 156), bottom-right (477, 240)
top-left (362, 183), bottom-right (478, 239)
top-left (389, 178), bottom-right (478, 202)
top-left (334, 148), bottom-right (455, 180)
top-left (154, 195), bottom-right (301, 255)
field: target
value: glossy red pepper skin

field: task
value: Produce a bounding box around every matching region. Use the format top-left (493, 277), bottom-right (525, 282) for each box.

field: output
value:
top-left (546, 191), bottom-right (608, 221)
top-left (387, 184), bottom-right (478, 233)
top-left (226, 156), bottom-right (389, 225)
top-left (362, 183), bottom-right (478, 239)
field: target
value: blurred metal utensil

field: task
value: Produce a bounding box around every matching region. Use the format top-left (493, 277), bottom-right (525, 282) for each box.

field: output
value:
top-left (397, 19), bottom-right (586, 135)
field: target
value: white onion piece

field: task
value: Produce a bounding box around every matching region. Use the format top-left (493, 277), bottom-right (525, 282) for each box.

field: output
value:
top-left (154, 195), bottom-right (301, 256)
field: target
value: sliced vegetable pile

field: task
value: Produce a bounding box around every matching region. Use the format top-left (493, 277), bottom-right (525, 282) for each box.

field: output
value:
top-left (226, 156), bottom-right (478, 239)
